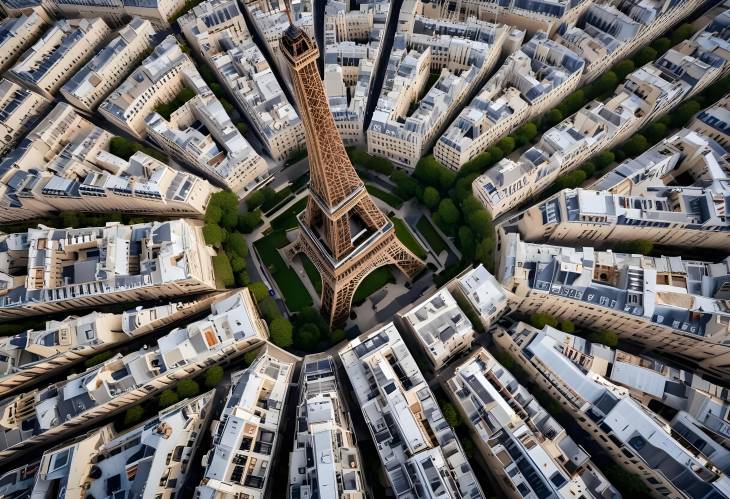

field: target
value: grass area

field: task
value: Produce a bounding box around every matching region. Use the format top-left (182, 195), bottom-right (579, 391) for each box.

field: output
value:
top-left (301, 255), bottom-right (322, 294)
top-left (367, 184), bottom-right (403, 208)
top-left (254, 231), bottom-right (312, 312)
top-left (353, 266), bottom-right (395, 305)
top-left (416, 216), bottom-right (447, 254)
top-left (270, 197), bottom-right (308, 231)
top-left (391, 217), bottom-right (427, 259)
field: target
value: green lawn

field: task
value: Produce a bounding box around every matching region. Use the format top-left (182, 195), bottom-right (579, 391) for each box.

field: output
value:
top-left (353, 266), bottom-right (395, 305)
top-left (416, 216), bottom-right (447, 254)
top-left (301, 255), bottom-right (322, 294)
top-left (367, 184), bottom-right (403, 209)
top-left (253, 231), bottom-right (312, 312)
top-left (391, 217), bottom-right (427, 259)
top-left (270, 197), bottom-right (308, 231)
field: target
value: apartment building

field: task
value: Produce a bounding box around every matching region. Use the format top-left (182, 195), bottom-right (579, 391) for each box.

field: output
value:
top-left (288, 355), bottom-right (366, 498)
top-left (522, 325), bottom-right (730, 471)
top-left (0, 219), bottom-right (218, 320)
top-left (243, 0), bottom-right (314, 80)
top-left (507, 128), bottom-right (730, 249)
top-left (145, 88), bottom-right (268, 197)
top-left (28, 392), bottom-right (213, 497)
top-left (421, 0), bottom-right (590, 35)
top-left (435, 32), bottom-right (584, 170)
top-left (196, 344), bottom-right (296, 499)
top-left (451, 264), bottom-right (508, 329)
top-left (494, 321), bottom-right (730, 498)
top-left (497, 233), bottom-right (730, 379)
top-left (0, 289), bottom-right (267, 462)
top-left (7, 17), bottom-right (111, 99)
top-left (0, 295), bottom-right (217, 397)
top-left (61, 17), bottom-right (155, 113)
top-left (99, 35), bottom-right (190, 139)
top-left (0, 78), bottom-right (50, 156)
top-left (557, 0), bottom-right (705, 83)
top-left (40, 0), bottom-right (185, 28)
top-left (0, 9), bottom-right (46, 73)
top-left (398, 288), bottom-right (476, 370)
top-left (179, 0), bottom-right (305, 162)
top-left (445, 347), bottom-right (620, 499)
top-left (338, 322), bottom-right (483, 498)
top-left (368, 11), bottom-right (506, 169)
top-left (691, 96), bottom-right (730, 149)
top-left (472, 13), bottom-right (730, 218)
top-left (0, 103), bottom-right (218, 222)
top-left (322, 0), bottom-right (385, 145)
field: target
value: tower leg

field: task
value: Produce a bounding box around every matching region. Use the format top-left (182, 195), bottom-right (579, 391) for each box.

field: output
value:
top-left (387, 241), bottom-right (425, 279)
top-left (321, 280), bottom-right (356, 328)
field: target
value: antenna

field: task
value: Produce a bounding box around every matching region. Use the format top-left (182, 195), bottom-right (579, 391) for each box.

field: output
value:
top-left (282, 0), bottom-right (294, 25)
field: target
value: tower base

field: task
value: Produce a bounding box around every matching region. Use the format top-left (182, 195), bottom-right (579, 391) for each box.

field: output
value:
top-left (291, 227), bottom-right (424, 327)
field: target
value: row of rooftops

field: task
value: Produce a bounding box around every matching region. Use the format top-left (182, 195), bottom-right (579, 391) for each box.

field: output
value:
top-left (178, 0), bottom-right (305, 160)
top-left (498, 321), bottom-right (730, 498)
top-left (447, 346), bottom-right (620, 498)
top-left (438, 30), bottom-right (584, 155)
top-left (0, 102), bottom-right (216, 218)
top-left (0, 289), bottom-right (267, 456)
top-left (473, 15), bottom-right (730, 212)
top-left (0, 219), bottom-right (215, 310)
top-left (499, 232), bottom-right (730, 339)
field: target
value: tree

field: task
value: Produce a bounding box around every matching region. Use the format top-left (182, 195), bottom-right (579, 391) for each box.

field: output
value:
top-left (229, 255), bottom-right (246, 273)
top-left (176, 379), bottom-right (200, 399)
top-left (243, 347), bottom-right (261, 366)
top-left (422, 186), bottom-right (441, 210)
top-left (623, 134), bottom-right (649, 157)
top-left (205, 204), bottom-right (223, 225)
top-left (651, 37), bottom-right (671, 54)
top-left (390, 170), bottom-right (422, 200)
top-left (440, 401), bottom-right (462, 428)
top-left (212, 253), bottom-right (235, 288)
top-left (270, 318), bottom-right (293, 347)
top-left (467, 209), bottom-right (493, 239)
top-left (235, 270), bottom-right (249, 287)
top-left (616, 239), bottom-right (653, 255)
top-left (414, 155), bottom-right (455, 193)
top-left (203, 223), bottom-right (225, 247)
top-left (634, 46), bottom-right (657, 67)
top-left (246, 190), bottom-right (265, 209)
top-left (613, 59), bottom-right (635, 80)
top-left (671, 100), bottom-right (701, 128)
top-left (516, 122), bottom-right (538, 142)
top-left (296, 323), bottom-right (321, 351)
top-left (236, 122), bottom-right (248, 135)
top-left (588, 330), bottom-right (619, 347)
top-left (543, 109), bottom-right (563, 128)
top-left (204, 366), bottom-right (224, 388)
top-left (497, 136), bottom-right (516, 155)
top-left (238, 210), bottom-right (262, 233)
top-left (123, 406), bottom-right (145, 427)
top-left (226, 232), bottom-right (249, 258)
top-left (329, 328), bottom-right (346, 344)
top-left (558, 319), bottom-right (575, 333)
top-left (84, 351), bottom-right (114, 369)
top-left (594, 151), bottom-right (615, 170)
top-left (220, 209), bottom-right (238, 230)
top-left (644, 122), bottom-right (667, 143)
top-left (436, 199), bottom-right (460, 225)
top-left (248, 281), bottom-right (269, 302)
top-left (158, 389), bottom-right (179, 408)
top-left (580, 161), bottom-right (596, 178)
top-left (670, 24), bottom-right (695, 45)
top-left (258, 296), bottom-right (282, 321)
top-left (458, 226), bottom-right (475, 260)
top-left (529, 312), bottom-right (558, 329)
top-left (475, 237), bottom-right (495, 268)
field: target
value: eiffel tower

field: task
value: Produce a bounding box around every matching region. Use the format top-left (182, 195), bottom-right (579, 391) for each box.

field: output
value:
top-left (279, 20), bottom-right (425, 327)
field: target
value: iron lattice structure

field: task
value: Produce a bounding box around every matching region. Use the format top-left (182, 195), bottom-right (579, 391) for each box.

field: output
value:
top-left (280, 23), bottom-right (424, 327)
